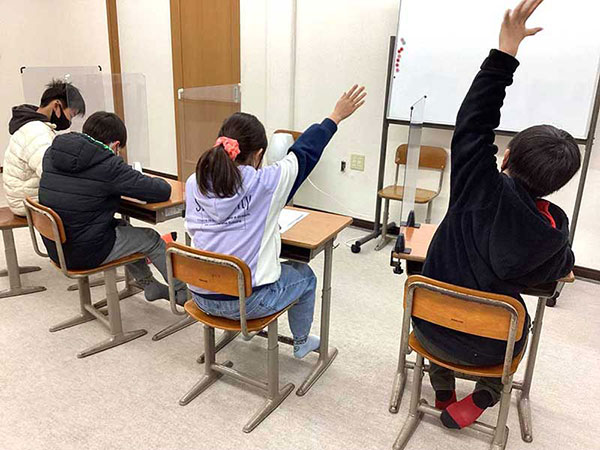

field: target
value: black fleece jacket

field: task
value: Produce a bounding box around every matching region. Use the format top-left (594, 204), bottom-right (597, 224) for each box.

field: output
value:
top-left (39, 133), bottom-right (171, 270)
top-left (414, 50), bottom-right (575, 365)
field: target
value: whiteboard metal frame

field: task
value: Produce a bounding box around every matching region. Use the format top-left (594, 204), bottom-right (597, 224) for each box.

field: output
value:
top-left (352, 36), bottom-right (600, 267)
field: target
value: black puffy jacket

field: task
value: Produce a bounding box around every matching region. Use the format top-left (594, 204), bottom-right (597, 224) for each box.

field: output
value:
top-left (39, 133), bottom-right (171, 270)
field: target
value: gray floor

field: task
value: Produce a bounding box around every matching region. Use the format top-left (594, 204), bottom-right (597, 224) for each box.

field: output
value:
top-left (1, 184), bottom-right (599, 450)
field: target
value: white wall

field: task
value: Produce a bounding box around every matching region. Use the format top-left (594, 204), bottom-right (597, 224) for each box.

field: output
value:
top-left (241, 0), bottom-right (600, 268)
top-left (116, 0), bottom-right (178, 174)
top-left (0, 0), bottom-right (111, 162)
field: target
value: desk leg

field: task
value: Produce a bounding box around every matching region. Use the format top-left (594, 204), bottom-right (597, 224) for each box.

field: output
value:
top-left (296, 239), bottom-right (338, 396)
top-left (516, 296), bottom-right (547, 443)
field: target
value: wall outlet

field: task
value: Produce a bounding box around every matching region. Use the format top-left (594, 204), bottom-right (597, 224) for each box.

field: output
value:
top-left (350, 154), bottom-right (365, 171)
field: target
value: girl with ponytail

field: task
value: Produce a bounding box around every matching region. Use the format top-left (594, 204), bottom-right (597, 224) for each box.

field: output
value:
top-left (185, 85), bottom-right (366, 358)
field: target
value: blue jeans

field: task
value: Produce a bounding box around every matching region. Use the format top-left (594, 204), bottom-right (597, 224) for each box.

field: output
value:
top-left (193, 261), bottom-right (317, 342)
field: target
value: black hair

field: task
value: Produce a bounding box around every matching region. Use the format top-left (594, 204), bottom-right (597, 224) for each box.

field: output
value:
top-left (506, 125), bottom-right (581, 198)
top-left (196, 112), bottom-right (268, 198)
top-left (82, 111), bottom-right (127, 147)
top-left (40, 79), bottom-right (86, 117)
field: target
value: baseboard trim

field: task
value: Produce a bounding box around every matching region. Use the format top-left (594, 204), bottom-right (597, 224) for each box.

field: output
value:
top-left (142, 168), bottom-right (178, 180)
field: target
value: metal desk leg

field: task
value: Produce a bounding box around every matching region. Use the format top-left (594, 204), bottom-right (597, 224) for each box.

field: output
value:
top-left (516, 296), bottom-right (547, 443)
top-left (296, 239), bottom-right (338, 396)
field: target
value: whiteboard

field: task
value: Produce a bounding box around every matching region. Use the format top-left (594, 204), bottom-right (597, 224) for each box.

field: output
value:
top-left (388, 0), bottom-right (600, 140)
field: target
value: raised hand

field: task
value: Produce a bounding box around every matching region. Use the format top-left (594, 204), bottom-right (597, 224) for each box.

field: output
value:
top-left (329, 85), bottom-right (367, 125)
top-left (499, 0), bottom-right (544, 57)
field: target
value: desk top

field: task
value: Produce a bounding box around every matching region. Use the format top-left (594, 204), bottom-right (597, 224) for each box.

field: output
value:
top-left (392, 224), bottom-right (438, 262)
top-left (121, 176), bottom-right (185, 212)
top-left (282, 207), bottom-right (353, 249)
top-left (392, 223), bottom-right (575, 284)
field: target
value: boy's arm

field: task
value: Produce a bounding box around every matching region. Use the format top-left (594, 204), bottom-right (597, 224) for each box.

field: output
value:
top-left (28, 131), bottom-right (54, 177)
top-left (109, 157), bottom-right (172, 203)
top-left (450, 0), bottom-right (544, 206)
top-left (286, 85), bottom-right (366, 201)
top-left (449, 50), bottom-right (519, 205)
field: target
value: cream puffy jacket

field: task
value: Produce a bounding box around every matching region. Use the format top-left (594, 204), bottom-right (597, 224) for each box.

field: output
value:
top-left (3, 119), bottom-right (56, 216)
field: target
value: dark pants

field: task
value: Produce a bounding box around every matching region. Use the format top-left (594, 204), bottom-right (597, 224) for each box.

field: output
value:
top-left (413, 327), bottom-right (504, 405)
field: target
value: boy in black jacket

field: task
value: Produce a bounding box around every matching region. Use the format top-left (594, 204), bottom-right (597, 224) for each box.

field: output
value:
top-left (414, 0), bottom-right (580, 429)
top-left (39, 112), bottom-right (187, 303)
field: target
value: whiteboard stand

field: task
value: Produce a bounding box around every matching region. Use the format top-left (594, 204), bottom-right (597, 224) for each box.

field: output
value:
top-left (351, 36), bottom-right (600, 266)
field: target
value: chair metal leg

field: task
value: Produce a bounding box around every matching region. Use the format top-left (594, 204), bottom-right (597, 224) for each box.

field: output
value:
top-left (426, 202), bottom-right (433, 224)
top-left (491, 377), bottom-right (513, 450)
top-left (0, 229), bottom-right (46, 299)
top-left (390, 322), bottom-right (411, 413)
top-left (393, 354), bottom-right (425, 450)
top-left (50, 277), bottom-right (96, 332)
top-left (152, 315), bottom-right (197, 341)
top-left (375, 198), bottom-right (391, 251)
top-left (517, 296), bottom-right (547, 443)
top-left (197, 330), bottom-right (240, 363)
top-left (180, 325), bottom-right (230, 405)
top-left (77, 269), bottom-right (146, 358)
top-left (243, 320), bottom-right (294, 433)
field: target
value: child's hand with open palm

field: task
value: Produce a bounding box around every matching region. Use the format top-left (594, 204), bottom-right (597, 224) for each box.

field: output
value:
top-left (329, 85), bottom-right (367, 125)
top-left (500, 0), bottom-right (544, 57)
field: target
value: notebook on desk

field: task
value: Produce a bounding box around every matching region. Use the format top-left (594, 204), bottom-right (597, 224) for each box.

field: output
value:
top-left (279, 209), bottom-right (308, 233)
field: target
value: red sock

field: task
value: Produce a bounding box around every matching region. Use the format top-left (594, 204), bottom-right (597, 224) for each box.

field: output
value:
top-left (440, 393), bottom-right (487, 429)
top-left (435, 390), bottom-right (457, 410)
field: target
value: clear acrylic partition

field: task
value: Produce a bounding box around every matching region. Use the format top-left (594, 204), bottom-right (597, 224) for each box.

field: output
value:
top-left (177, 84), bottom-right (241, 180)
top-left (21, 66), bottom-right (101, 109)
top-left (22, 68), bottom-right (150, 167)
top-left (67, 73), bottom-right (150, 167)
top-left (399, 96), bottom-right (427, 224)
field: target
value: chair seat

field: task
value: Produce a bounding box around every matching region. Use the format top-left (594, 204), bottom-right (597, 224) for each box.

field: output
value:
top-left (408, 332), bottom-right (526, 378)
top-left (52, 252), bottom-right (146, 276)
top-left (0, 207), bottom-right (28, 230)
top-left (184, 300), bottom-right (288, 332)
top-left (378, 186), bottom-right (438, 203)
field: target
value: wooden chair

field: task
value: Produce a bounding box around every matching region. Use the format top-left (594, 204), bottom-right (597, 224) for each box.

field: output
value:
top-left (274, 129), bottom-right (302, 141)
top-left (393, 275), bottom-right (527, 450)
top-left (376, 145), bottom-right (447, 250)
top-left (23, 198), bottom-right (147, 358)
top-left (0, 206), bottom-right (45, 298)
top-left (166, 242), bottom-right (297, 433)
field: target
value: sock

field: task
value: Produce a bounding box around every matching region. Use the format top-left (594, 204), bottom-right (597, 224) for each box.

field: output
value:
top-left (435, 390), bottom-right (457, 410)
top-left (440, 390), bottom-right (492, 430)
top-left (294, 335), bottom-right (320, 359)
top-left (138, 277), bottom-right (170, 302)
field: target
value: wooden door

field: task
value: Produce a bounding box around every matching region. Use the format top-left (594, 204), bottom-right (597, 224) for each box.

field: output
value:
top-left (171, 0), bottom-right (241, 180)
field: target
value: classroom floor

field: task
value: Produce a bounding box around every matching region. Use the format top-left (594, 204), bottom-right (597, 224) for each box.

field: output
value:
top-left (1, 180), bottom-right (599, 450)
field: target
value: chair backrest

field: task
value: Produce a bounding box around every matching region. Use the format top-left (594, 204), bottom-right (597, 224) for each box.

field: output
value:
top-left (166, 242), bottom-right (254, 337)
top-left (23, 197), bottom-right (69, 273)
top-left (24, 198), bottom-right (67, 244)
top-left (395, 144), bottom-right (447, 170)
top-left (404, 275), bottom-right (526, 342)
top-left (274, 129), bottom-right (302, 141)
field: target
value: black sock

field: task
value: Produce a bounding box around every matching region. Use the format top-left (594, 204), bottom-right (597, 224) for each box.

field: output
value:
top-left (472, 390), bottom-right (493, 409)
top-left (435, 390), bottom-right (454, 402)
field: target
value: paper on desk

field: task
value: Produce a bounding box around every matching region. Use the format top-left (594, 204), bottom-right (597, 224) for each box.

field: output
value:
top-left (121, 196), bottom-right (147, 205)
top-left (278, 209), bottom-right (308, 233)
